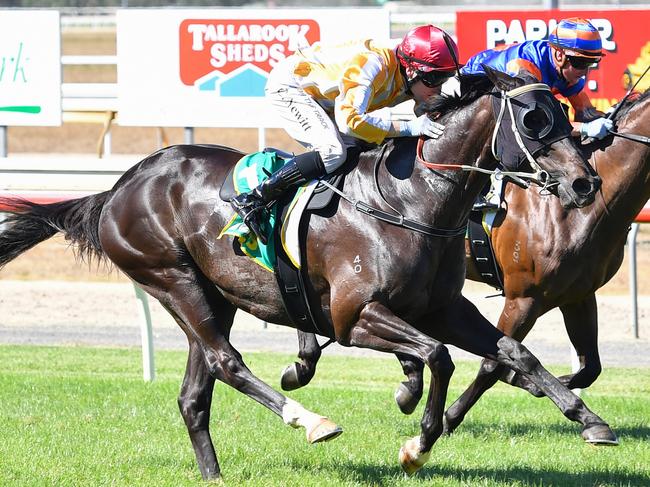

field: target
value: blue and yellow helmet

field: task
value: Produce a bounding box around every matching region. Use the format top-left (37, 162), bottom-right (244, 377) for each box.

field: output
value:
top-left (548, 18), bottom-right (603, 58)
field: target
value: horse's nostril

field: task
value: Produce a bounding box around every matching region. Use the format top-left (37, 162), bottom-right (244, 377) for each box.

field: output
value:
top-left (573, 177), bottom-right (597, 196)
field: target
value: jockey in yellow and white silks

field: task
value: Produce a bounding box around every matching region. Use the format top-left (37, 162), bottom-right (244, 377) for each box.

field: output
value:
top-left (231, 25), bottom-right (461, 244)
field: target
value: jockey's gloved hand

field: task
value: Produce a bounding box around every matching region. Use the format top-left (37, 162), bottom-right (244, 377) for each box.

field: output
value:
top-left (401, 114), bottom-right (445, 139)
top-left (580, 117), bottom-right (613, 140)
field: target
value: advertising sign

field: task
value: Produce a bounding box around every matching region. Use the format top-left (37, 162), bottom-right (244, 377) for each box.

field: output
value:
top-left (117, 9), bottom-right (390, 127)
top-left (457, 10), bottom-right (650, 113)
top-left (0, 10), bottom-right (61, 126)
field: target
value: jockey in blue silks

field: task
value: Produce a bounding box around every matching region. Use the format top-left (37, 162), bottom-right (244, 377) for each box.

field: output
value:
top-left (459, 18), bottom-right (611, 136)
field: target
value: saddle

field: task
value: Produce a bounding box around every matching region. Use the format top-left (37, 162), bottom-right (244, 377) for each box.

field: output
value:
top-left (219, 148), bottom-right (352, 337)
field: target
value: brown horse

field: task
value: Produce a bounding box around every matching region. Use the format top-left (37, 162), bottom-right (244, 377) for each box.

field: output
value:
top-left (0, 68), bottom-right (608, 481)
top-left (285, 89), bottom-right (650, 438)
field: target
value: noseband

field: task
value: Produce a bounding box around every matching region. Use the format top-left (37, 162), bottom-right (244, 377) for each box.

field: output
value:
top-left (417, 83), bottom-right (572, 189)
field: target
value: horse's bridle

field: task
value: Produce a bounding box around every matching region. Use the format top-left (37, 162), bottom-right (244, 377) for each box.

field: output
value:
top-left (417, 83), bottom-right (569, 190)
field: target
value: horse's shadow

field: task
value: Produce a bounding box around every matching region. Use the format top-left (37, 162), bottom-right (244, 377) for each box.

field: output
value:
top-left (455, 420), bottom-right (650, 442)
top-left (337, 462), bottom-right (650, 486)
top-left (287, 457), bottom-right (649, 486)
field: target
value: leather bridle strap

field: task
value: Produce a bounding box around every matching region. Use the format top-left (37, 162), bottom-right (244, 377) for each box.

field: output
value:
top-left (415, 136), bottom-right (548, 188)
top-left (608, 130), bottom-right (650, 145)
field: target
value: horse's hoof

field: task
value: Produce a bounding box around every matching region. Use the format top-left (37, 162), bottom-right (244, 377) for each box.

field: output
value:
top-left (582, 423), bottom-right (619, 446)
top-left (394, 383), bottom-right (420, 415)
top-left (280, 363), bottom-right (304, 391)
top-left (307, 418), bottom-right (343, 444)
top-left (398, 436), bottom-right (430, 476)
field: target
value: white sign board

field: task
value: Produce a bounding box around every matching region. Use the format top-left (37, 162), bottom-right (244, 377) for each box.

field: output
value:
top-left (0, 10), bottom-right (61, 126)
top-left (117, 9), bottom-right (390, 127)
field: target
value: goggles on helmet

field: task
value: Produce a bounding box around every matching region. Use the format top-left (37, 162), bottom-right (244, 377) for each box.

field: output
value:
top-left (418, 70), bottom-right (454, 88)
top-left (566, 55), bottom-right (600, 70)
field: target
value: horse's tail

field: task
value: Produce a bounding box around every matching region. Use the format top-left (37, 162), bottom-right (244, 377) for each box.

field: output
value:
top-left (0, 192), bottom-right (111, 269)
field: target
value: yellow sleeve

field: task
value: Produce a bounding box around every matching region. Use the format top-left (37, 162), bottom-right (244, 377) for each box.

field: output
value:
top-left (335, 53), bottom-right (393, 144)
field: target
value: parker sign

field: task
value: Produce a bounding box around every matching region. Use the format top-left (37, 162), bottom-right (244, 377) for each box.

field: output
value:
top-left (117, 9), bottom-right (389, 127)
top-left (457, 10), bottom-right (650, 113)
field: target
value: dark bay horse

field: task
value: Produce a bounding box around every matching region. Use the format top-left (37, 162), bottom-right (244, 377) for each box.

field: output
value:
top-left (285, 90), bottom-right (650, 441)
top-left (0, 68), bottom-right (608, 480)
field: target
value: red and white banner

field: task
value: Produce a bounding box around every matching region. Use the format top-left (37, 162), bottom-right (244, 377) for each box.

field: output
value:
top-left (457, 10), bottom-right (650, 113)
top-left (179, 19), bottom-right (320, 89)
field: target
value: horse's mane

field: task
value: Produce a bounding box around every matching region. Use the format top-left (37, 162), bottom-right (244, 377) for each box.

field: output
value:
top-left (612, 87), bottom-right (650, 122)
top-left (419, 74), bottom-right (494, 116)
top-left (419, 71), bottom-right (554, 118)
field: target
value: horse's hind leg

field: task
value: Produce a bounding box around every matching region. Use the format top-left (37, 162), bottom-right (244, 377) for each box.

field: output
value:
top-left (439, 296), bottom-right (616, 444)
top-left (178, 339), bottom-right (221, 480)
top-left (122, 267), bottom-right (341, 479)
top-left (558, 294), bottom-right (602, 390)
top-left (280, 330), bottom-right (322, 391)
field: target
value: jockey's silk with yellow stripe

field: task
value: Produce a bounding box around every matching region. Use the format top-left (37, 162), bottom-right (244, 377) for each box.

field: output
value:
top-left (288, 39), bottom-right (411, 144)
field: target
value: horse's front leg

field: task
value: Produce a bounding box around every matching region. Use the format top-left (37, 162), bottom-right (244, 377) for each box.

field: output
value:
top-left (280, 330), bottom-right (322, 391)
top-left (394, 353), bottom-right (424, 415)
top-left (557, 294), bottom-right (602, 389)
top-left (340, 301), bottom-right (455, 475)
top-left (439, 296), bottom-right (617, 445)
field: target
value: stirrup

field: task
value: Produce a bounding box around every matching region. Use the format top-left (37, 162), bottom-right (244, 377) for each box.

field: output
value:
top-left (235, 204), bottom-right (268, 244)
top-left (472, 200), bottom-right (500, 212)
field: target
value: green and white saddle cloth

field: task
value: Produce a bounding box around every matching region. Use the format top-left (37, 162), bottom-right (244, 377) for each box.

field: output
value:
top-left (218, 151), bottom-right (317, 272)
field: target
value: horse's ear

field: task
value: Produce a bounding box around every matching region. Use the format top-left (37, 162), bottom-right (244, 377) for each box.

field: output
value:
top-left (482, 64), bottom-right (519, 92)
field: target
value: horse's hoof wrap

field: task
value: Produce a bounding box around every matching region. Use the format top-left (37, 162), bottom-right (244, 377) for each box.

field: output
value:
top-left (399, 437), bottom-right (430, 475)
top-left (581, 423), bottom-right (619, 446)
top-left (307, 418), bottom-right (343, 444)
top-left (280, 362), bottom-right (302, 391)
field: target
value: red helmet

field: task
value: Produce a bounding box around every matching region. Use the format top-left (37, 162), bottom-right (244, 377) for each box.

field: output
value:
top-left (397, 25), bottom-right (460, 74)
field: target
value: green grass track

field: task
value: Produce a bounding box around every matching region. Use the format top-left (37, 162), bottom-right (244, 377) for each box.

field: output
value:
top-left (1, 345), bottom-right (648, 486)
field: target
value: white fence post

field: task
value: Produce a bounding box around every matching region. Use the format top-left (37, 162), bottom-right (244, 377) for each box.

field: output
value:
top-left (134, 283), bottom-right (155, 382)
top-left (570, 346), bottom-right (581, 396)
top-left (628, 222), bottom-right (640, 339)
top-left (0, 127), bottom-right (7, 157)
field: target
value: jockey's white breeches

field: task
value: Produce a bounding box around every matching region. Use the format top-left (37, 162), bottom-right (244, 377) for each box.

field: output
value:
top-left (265, 60), bottom-right (347, 174)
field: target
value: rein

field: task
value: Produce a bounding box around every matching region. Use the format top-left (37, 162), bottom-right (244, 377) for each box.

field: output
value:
top-left (606, 65), bottom-right (650, 146)
top-left (416, 83), bottom-right (555, 189)
top-left (608, 130), bottom-right (650, 145)
top-left (319, 145), bottom-right (467, 238)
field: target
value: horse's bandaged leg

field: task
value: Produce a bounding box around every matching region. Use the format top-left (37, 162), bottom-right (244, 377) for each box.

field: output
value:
top-left (282, 398), bottom-right (342, 443)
